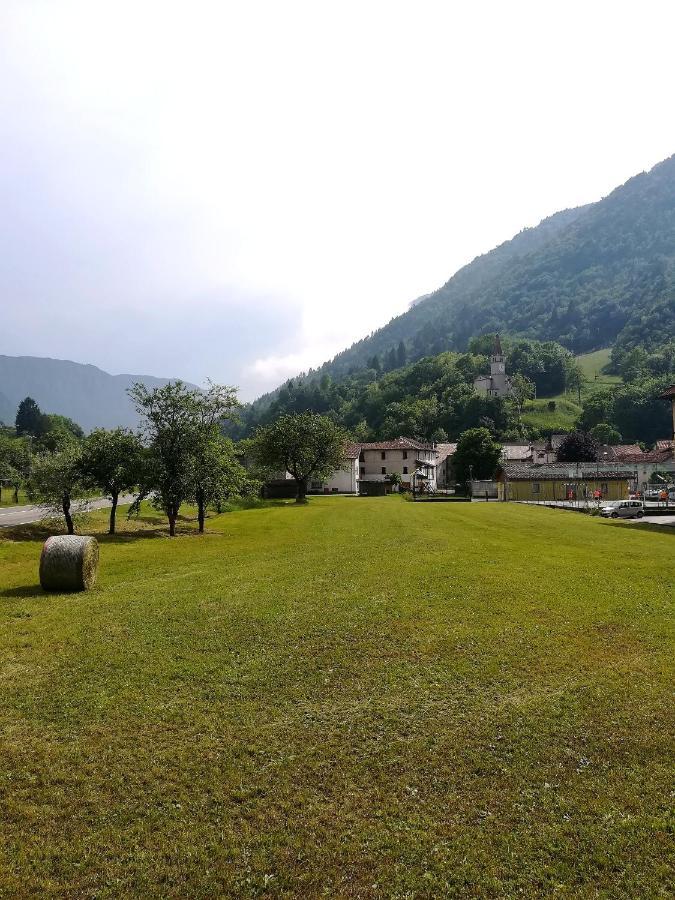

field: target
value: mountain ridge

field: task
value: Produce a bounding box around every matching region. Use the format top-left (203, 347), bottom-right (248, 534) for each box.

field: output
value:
top-left (0, 355), bottom-right (200, 431)
top-left (300, 154), bottom-right (675, 386)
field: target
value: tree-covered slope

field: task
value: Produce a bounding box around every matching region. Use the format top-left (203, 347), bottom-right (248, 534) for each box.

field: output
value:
top-left (315, 154), bottom-right (675, 381)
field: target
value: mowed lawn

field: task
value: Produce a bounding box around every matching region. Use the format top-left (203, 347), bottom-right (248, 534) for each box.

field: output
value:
top-left (0, 499), bottom-right (673, 898)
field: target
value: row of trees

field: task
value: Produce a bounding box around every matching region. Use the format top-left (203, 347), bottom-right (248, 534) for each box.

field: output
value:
top-left (11, 383), bottom-right (252, 536)
top-left (3, 386), bottom-right (351, 535)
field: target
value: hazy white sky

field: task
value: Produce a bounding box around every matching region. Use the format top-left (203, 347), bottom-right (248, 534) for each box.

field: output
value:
top-left (1, 1), bottom-right (674, 399)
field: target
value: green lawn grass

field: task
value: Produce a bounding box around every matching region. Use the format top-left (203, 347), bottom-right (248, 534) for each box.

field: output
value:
top-left (0, 498), bottom-right (673, 896)
top-left (0, 487), bottom-right (28, 508)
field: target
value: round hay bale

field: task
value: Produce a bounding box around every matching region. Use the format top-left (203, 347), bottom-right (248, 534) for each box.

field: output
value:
top-left (39, 535), bottom-right (99, 592)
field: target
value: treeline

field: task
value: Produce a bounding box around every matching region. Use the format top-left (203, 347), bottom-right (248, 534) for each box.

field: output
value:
top-left (0, 387), bottom-right (256, 536)
top-left (231, 338), bottom-right (580, 442)
top-left (578, 376), bottom-right (673, 445)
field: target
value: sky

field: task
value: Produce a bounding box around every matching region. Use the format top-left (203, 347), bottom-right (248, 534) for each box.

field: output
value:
top-left (1, 1), bottom-right (675, 400)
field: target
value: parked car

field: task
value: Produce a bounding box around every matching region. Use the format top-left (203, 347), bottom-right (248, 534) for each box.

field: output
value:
top-left (643, 488), bottom-right (662, 501)
top-left (600, 500), bottom-right (644, 519)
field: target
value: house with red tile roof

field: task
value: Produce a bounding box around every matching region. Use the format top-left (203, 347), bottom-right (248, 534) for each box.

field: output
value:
top-left (355, 438), bottom-right (438, 490)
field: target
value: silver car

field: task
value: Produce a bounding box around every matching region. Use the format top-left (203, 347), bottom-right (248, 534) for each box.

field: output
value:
top-left (600, 500), bottom-right (644, 519)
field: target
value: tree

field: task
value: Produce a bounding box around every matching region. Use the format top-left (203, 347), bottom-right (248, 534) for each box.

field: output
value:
top-left (565, 363), bottom-right (586, 404)
top-left (80, 428), bottom-right (144, 534)
top-left (396, 340), bottom-right (407, 369)
top-left (28, 445), bottom-right (85, 534)
top-left (15, 397), bottom-right (48, 437)
top-left (36, 419), bottom-right (81, 453)
top-left (509, 373), bottom-right (536, 425)
top-left (0, 434), bottom-right (30, 503)
top-left (189, 434), bottom-right (249, 532)
top-left (129, 381), bottom-right (239, 536)
top-left (251, 412), bottom-right (348, 503)
top-left (386, 470), bottom-right (403, 491)
top-left (589, 423), bottom-right (622, 445)
top-left (557, 431), bottom-right (599, 462)
top-left (452, 427), bottom-right (502, 483)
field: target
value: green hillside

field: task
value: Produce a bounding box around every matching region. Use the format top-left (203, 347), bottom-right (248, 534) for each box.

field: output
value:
top-left (521, 397), bottom-right (581, 433)
top-left (308, 155), bottom-right (675, 384)
top-left (576, 349), bottom-right (622, 390)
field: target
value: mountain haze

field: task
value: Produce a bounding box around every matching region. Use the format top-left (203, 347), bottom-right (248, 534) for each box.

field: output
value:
top-left (0, 356), bottom-right (200, 431)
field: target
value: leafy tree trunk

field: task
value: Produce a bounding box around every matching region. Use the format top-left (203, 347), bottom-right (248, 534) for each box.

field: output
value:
top-left (296, 477), bottom-right (308, 503)
top-left (197, 489), bottom-right (206, 533)
top-left (62, 494), bottom-right (74, 535)
top-left (109, 490), bottom-right (119, 535)
top-left (167, 500), bottom-right (179, 536)
top-left (14, 485), bottom-right (19, 503)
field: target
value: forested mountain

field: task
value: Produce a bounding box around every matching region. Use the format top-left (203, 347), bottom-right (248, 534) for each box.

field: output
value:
top-left (0, 356), bottom-right (199, 432)
top-left (308, 154), bottom-right (675, 382)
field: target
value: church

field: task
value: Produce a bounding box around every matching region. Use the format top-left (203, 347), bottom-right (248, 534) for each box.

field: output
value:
top-left (473, 334), bottom-right (513, 398)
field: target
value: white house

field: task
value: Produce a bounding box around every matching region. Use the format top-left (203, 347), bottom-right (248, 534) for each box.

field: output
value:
top-left (307, 444), bottom-right (360, 494)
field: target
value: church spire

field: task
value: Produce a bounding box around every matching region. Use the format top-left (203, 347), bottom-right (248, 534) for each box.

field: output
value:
top-left (493, 333), bottom-right (503, 358)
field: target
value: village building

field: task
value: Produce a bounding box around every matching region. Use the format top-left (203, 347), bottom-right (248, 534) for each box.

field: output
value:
top-left (500, 442), bottom-right (533, 464)
top-left (435, 442), bottom-right (457, 488)
top-left (497, 463), bottom-right (634, 502)
top-left (357, 438), bottom-right (438, 491)
top-left (473, 334), bottom-right (513, 398)
top-left (615, 449), bottom-right (675, 488)
top-left (307, 444), bottom-right (360, 494)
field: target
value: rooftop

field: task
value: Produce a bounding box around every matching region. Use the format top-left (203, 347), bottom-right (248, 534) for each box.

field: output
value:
top-left (502, 464), bottom-right (634, 481)
top-left (620, 449), bottom-right (674, 464)
top-left (501, 443), bottom-right (533, 462)
top-left (435, 442), bottom-right (457, 464)
top-left (356, 437), bottom-right (433, 452)
top-left (609, 444), bottom-right (643, 460)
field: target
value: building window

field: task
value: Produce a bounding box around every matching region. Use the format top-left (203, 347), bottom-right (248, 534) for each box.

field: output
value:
top-left (331, 487), bottom-right (338, 493)
top-left (532, 483), bottom-right (540, 493)
top-left (360, 467), bottom-right (365, 477)
top-left (381, 467), bottom-right (386, 475)
top-left (403, 466), bottom-right (408, 475)
top-left (381, 451), bottom-right (386, 460)
top-left (311, 481), bottom-right (322, 490)
top-left (402, 451), bottom-right (408, 459)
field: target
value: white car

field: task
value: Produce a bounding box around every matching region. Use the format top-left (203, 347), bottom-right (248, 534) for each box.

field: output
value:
top-left (600, 500), bottom-right (644, 519)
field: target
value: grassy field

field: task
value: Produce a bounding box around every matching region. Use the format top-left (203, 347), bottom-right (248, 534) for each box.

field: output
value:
top-left (0, 498), bottom-right (672, 897)
top-left (522, 349), bottom-right (622, 433)
top-left (0, 487), bottom-right (28, 508)
top-left (521, 397), bottom-right (581, 433)
top-left (575, 348), bottom-right (621, 387)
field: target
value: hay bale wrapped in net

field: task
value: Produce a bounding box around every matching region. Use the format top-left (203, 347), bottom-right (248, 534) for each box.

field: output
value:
top-left (39, 535), bottom-right (99, 592)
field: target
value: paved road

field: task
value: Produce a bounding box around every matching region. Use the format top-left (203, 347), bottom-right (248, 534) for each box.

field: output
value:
top-left (629, 514), bottom-right (675, 526)
top-left (0, 495), bottom-right (136, 528)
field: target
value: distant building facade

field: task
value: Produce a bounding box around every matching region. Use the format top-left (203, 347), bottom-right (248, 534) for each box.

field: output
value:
top-left (357, 438), bottom-right (438, 491)
top-left (474, 334), bottom-right (513, 398)
top-left (498, 464), bottom-right (633, 502)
